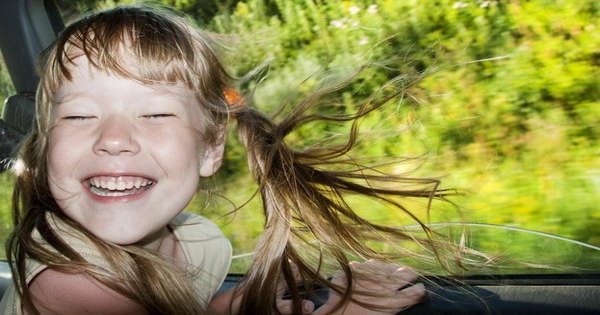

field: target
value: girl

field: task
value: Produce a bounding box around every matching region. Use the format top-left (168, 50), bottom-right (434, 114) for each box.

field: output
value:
top-left (1, 5), bottom-right (448, 315)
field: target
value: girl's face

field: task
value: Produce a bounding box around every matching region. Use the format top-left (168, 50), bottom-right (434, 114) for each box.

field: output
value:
top-left (46, 57), bottom-right (223, 245)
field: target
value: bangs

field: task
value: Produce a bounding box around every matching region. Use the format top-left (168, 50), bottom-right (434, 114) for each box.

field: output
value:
top-left (44, 6), bottom-right (227, 103)
top-left (36, 6), bottom-right (229, 142)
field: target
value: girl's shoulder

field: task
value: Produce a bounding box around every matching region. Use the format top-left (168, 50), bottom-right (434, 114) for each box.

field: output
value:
top-left (28, 268), bottom-right (149, 315)
top-left (170, 211), bottom-right (232, 305)
top-left (169, 211), bottom-right (231, 267)
top-left (170, 211), bottom-right (225, 236)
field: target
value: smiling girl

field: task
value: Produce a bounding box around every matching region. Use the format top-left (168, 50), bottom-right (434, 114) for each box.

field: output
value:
top-left (0, 5), bottom-right (447, 315)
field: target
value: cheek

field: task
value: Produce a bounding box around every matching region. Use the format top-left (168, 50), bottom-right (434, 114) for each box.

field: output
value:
top-left (45, 129), bottom-right (88, 198)
top-left (151, 131), bottom-right (202, 209)
top-left (46, 139), bottom-right (71, 200)
top-left (46, 132), bottom-right (69, 180)
top-left (47, 129), bottom-right (75, 164)
top-left (150, 127), bottom-right (202, 173)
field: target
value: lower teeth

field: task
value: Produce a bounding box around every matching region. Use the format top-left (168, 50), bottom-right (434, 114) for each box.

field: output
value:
top-left (90, 186), bottom-right (147, 197)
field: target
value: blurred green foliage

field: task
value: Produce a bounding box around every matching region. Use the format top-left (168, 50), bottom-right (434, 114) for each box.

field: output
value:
top-left (0, 0), bottom-right (598, 272)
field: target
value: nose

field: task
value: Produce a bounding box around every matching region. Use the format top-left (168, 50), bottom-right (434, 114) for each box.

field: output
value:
top-left (93, 116), bottom-right (140, 156)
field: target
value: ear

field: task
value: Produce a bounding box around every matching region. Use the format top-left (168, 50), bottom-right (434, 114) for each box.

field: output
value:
top-left (199, 125), bottom-right (226, 177)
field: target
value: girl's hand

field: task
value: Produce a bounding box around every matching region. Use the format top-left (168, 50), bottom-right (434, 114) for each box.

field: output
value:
top-left (275, 269), bottom-right (316, 315)
top-left (314, 260), bottom-right (426, 315)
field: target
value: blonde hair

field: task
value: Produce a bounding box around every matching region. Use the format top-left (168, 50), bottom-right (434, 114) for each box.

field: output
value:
top-left (9, 5), bottom-right (228, 314)
top-left (8, 5), bottom-right (465, 315)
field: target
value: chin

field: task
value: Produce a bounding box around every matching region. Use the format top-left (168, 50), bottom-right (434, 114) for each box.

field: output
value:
top-left (92, 227), bottom-right (153, 246)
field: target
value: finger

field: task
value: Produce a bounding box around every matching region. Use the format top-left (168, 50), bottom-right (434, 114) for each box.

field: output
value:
top-left (276, 276), bottom-right (289, 298)
top-left (333, 267), bottom-right (401, 293)
top-left (333, 262), bottom-right (421, 297)
top-left (277, 261), bottom-right (307, 297)
top-left (398, 283), bottom-right (426, 299)
top-left (394, 283), bottom-right (427, 307)
top-left (351, 283), bottom-right (427, 310)
top-left (357, 259), bottom-right (403, 272)
top-left (364, 260), bottom-right (419, 282)
top-left (276, 299), bottom-right (293, 314)
top-left (276, 264), bottom-right (302, 297)
top-left (276, 299), bottom-right (315, 315)
top-left (388, 266), bottom-right (419, 285)
top-left (365, 259), bottom-right (402, 271)
top-left (353, 262), bottom-right (420, 290)
top-left (331, 270), bottom-right (349, 287)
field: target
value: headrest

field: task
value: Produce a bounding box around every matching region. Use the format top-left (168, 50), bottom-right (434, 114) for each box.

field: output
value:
top-left (3, 93), bottom-right (35, 134)
top-left (0, 93), bottom-right (34, 171)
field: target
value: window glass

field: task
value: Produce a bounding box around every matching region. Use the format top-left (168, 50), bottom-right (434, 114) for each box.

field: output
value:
top-left (202, 0), bottom-right (600, 274)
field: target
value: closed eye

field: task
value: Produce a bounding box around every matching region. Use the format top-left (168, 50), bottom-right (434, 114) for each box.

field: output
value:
top-left (62, 115), bottom-right (96, 120)
top-left (141, 113), bottom-right (176, 119)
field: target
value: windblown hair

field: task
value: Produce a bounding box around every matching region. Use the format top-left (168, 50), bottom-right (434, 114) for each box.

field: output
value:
top-left (8, 5), bottom-right (468, 315)
top-left (8, 6), bottom-right (228, 314)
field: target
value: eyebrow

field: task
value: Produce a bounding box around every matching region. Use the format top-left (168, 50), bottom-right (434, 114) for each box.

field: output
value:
top-left (51, 80), bottom-right (196, 108)
top-left (52, 91), bottom-right (89, 105)
top-left (144, 86), bottom-right (198, 108)
top-left (148, 84), bottom-right (195, 98)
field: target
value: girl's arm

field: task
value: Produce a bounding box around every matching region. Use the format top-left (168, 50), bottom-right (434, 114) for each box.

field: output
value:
top-left (27, 268), bottom-right (148, 315)
top-left (207, 288), bottom-right (240, 315)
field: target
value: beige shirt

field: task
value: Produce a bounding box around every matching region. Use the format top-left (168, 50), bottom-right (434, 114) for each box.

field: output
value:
top-left (0, 211), bottom-right (232, 315)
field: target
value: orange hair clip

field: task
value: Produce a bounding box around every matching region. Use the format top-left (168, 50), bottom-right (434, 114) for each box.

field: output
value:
top-left (223, 88), bottom-right (244, 119)
top-left (223, 88), bottom-right (244, 106)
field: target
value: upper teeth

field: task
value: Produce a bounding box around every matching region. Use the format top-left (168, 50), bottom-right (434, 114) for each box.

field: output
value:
top-left (89, 176), bottom-right (153, 191)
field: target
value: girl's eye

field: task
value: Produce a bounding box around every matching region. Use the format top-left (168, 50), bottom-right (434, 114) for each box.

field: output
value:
top-left (62, 115), bottom-right (95, 120)
top-left (141, 113), bottom-right (176, 119)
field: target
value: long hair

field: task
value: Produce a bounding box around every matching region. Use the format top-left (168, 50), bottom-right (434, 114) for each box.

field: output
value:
top-left (8, 5), bottom-right (473, 315)
top-left (232, 69), bottom-right (465, 313)
top-left (8, 6), bottom-right (228, 314)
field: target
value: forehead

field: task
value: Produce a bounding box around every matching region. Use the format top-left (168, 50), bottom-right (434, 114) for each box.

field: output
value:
top-left (53, 55), bottom-right (196, 103)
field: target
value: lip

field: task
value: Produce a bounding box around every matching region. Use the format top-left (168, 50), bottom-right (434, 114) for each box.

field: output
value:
top-left (82, 173), bottom-right (157, 203)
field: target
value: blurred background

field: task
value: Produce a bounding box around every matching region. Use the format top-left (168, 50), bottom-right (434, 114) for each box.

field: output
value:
top-left (0, 0), bottom-right (598, 273)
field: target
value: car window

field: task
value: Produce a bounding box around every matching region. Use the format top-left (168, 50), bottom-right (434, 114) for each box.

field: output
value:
top-left (4, 0), bottom-right (600, 275)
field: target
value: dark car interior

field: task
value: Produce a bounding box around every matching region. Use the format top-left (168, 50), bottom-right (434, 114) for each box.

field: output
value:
top-left (0, 1), bottom-right (599, 314)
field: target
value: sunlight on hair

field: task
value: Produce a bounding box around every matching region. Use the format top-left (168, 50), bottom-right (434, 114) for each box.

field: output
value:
top-left (12, 158), bottom-right (25, 176)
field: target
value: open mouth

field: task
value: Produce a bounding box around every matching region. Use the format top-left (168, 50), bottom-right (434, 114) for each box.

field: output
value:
top-left (86, 175), bottom-right (155, 197)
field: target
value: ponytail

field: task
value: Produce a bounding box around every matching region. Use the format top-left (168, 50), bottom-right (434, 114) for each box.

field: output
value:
top-left (232, 74), bottom-right (450, 314)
